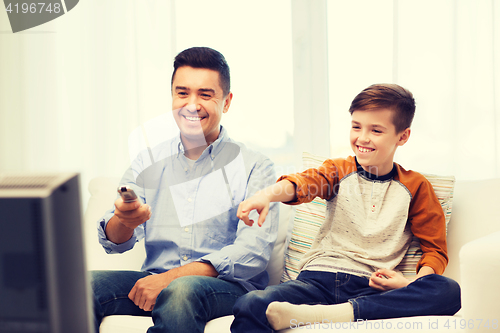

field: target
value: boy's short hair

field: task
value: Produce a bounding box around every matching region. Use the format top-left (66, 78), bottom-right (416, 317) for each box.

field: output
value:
top-left (171, 47), bottom-right (231, 97)
top-left (348, 84), bottom-right (415, 133)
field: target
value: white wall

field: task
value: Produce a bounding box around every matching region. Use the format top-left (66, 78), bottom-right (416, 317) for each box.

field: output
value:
top-left (1, 0), bottom-right (499, 213)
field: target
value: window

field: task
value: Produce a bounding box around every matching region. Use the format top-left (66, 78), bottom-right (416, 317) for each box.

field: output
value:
top-left (174, 0), bottom-right (295, 174)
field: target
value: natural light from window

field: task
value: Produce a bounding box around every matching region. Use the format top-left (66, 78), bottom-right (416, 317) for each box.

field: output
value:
top-left (174, 0), bottom-right (295, 173)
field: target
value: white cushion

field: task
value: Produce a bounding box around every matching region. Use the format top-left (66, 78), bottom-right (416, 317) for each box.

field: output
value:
top-left (443, 178), bottom-right (500, 283)
top-left (100, 315), bottom-right (234, 333)
top-left (101, 314), bottom-right (463, 333)
top-left (460, 230), bottom-right (500, 327)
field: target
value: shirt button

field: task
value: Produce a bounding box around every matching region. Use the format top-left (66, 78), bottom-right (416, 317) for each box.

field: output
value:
top-left (184, 167), bottom-right (188, 172)
top-left (187, 198), bottom-right (192, 202)
top-left (184, 227), bottom-right (189, 232)
top-left (182, 256), bottom-right (188, 261)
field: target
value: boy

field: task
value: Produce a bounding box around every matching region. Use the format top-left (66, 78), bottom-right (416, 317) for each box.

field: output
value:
top-left (231, 84), bottom-right (461, 333)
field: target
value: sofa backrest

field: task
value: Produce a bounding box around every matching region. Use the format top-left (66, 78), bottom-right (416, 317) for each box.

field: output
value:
top-left (84, 177), bottom-right (500, 287)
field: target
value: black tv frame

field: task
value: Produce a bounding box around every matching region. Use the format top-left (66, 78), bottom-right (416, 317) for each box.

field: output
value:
top-left (0, 172), bottom-right (93, 333)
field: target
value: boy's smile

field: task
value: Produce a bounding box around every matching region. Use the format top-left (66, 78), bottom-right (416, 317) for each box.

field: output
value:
top-left (350, 108), bottom-right (410, 176)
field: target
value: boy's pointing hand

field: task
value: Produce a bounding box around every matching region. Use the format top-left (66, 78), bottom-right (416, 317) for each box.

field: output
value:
top-left (237, 193), bottom-right (271, 227)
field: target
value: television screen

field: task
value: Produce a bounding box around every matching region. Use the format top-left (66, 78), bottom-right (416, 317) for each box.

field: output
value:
top-left (0, 173), bottom-right (93, 333)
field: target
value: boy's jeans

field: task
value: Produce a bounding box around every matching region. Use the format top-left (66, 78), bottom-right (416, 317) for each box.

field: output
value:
top-left (91, 270), bottom-right (246, 333)
top-left (231, 270), bottom-right (461, 333)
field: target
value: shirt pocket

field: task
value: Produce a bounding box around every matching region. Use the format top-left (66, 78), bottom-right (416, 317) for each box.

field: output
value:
top-left (197, 210), bottom-right (238, 246)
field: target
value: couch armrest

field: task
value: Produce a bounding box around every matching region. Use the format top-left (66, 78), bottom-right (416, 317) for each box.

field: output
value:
top-left (459, 230), bottom-right (500, 332)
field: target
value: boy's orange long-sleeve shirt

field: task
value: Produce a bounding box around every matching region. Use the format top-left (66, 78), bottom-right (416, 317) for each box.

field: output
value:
top-left (278, 156), bottom-right (448, 276)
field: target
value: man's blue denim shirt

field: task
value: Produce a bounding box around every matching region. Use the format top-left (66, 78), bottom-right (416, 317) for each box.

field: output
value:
top-left (97, 126), bottom-right (279, 291)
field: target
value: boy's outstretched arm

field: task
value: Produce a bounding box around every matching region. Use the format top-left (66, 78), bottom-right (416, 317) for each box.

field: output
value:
top-left (237, 180), bottom-right (297, 227)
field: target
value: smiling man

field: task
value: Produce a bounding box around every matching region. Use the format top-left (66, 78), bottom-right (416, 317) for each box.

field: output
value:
top-left (91, 47), bottom-right (279, 333)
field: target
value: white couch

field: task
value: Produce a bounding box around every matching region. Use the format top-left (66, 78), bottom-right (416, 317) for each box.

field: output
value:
top-left (84, 177), bottom-right (500, 333)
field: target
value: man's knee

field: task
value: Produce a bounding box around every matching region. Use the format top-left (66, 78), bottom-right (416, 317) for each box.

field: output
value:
top-left (156, 276), bottom-right (208, 307)
top-left (90, 270), bottom-right (113, 297)
top-left (91, 270), bottom-right (149, 301)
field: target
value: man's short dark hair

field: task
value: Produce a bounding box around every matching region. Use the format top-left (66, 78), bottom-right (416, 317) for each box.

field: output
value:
top-left (349, 84), bottom-right (416, 133)
top-left (171, 47), bottom-right (231, 97)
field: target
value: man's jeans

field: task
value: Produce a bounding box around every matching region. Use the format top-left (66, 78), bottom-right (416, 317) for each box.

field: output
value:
top-left (231, 270), bottom-right (461, 333)
top-left (91, 270), bottom-right (247, 333)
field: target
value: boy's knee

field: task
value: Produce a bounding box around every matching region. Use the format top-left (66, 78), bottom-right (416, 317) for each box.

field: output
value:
top-left (431, 275), bottom-right (462, 314)
top-left (431, 275), bottom-right (460, 293)
top-left (233, 290), bottom-right (271, 313)
top-left (418, 274), bottom-right (461, 304)
top-left (440, 276), bottom-right (461, 304)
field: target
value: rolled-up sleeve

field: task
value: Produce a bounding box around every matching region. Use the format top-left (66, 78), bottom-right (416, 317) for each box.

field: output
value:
top-left (278, 158), bottom-right (343, 204)
top-left (97, 209), bottom-right (140, 254)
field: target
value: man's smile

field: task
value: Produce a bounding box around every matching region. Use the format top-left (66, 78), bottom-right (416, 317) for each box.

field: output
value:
top-left (183, 115), bottom-right (204, 122)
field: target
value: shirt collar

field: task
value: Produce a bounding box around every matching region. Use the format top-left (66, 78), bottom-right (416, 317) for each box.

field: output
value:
top-left (176, 126), bottom-right (228, 160)
top-left (355, 157), bottom-right (396, 181)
